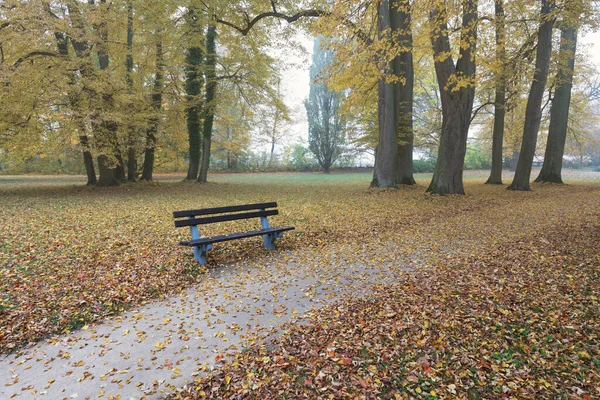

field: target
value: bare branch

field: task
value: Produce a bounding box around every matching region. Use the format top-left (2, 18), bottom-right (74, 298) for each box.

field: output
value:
top-left (216, 9), bottom-right (326, 36)
top-left (13, 51), bottom-right (63, 68)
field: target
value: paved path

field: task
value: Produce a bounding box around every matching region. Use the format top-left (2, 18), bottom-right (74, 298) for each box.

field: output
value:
top-left (1, 244), bottom-right (416, 400)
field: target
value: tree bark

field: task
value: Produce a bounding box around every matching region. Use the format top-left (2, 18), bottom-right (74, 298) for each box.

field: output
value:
top-left (391, 0), bottom-right (415, 185)
top-left (184, 8), bottom-right (204, 181)
top-left (125, 0), bottom-right (137, 182)
top-left (486, 0), bottom-right (506, 185)
top-left (199, 24), bottom-right (217, 184)
top-left (508, 0), bottom-right (554, 191)
top-left (141, 42), bottom-right (164, 181)
top-left (372, 0), bottom-right (397, 188)
top-left (80, 135), bottom-right (97, 185)
top-left (95, 0), bottom-right (118, 186)
top-left (57, 14), bottom-right (97, 185)
top-left (535, 23), bottom-right (577, 183)
top-left (427, 0), bottom-right (478, 195)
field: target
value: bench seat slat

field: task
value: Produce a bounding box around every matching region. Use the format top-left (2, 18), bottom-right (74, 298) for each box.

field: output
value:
top-left (173, 202), bottom-right (278, 218)
top-left (174, 209), bottom-right (278, 227)
top-left (180, 226), bottom-right (295, 246)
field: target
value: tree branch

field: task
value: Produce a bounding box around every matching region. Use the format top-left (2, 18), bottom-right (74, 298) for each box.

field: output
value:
top-left (216, 9), bottom-right (326, 36)
top-left (13, 51), bottom-right (63, 68)
top-left (470, 101), bottom-right (494, 123)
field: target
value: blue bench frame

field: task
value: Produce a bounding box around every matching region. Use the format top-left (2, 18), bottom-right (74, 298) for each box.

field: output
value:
top-left (173, 202), bottom-right (294, 265)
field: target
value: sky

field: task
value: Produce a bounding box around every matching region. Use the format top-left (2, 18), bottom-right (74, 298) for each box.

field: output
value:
top-left (275, 29), bottom-right (600, 158)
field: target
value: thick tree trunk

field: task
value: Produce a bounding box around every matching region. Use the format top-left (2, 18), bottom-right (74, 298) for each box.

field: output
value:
top-left (141, 42), bottom-right (164, 181)
top-left (56, 31), bottom-right (97, 185)
top-left (427, 0), bottom-right (478, 195)
top-left (391, 0), bottom-right (415, 185)
top-left (508, 0), bottom-right (554, 191)
top-left (372, 0), bottom-right (397, 188)
top-left (80, 135), bottom-right (97, 185)
top-left (184, 7), bottom-right (204, 181)
top-left (199, 24), bottom-right (217, 184)
top-left (185, 45), bottom-right (203, 181)
top-left (535, 24), bottom-right (577, 184)
top-left (486, 0), bottom-right (506, 185)
top-left (94, 0), bottom-right (119, 186)
top-left (125, 0), bottom-right (137, 182)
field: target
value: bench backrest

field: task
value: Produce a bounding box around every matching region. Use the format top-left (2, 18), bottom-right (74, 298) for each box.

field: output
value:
top-left (173, 202), bottom-right (278, 228)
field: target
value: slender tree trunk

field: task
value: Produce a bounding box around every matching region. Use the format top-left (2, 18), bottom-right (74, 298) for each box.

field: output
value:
top-left (427, 0), bottom-right (478, 195)
top-left (125, 0), bottom-right (137, 182)
top-left (535, 24), bottom-right (577, 183)
top-left (486, 0), bottom-right (507, 185)
top-left (392, 0), bottom-right (415, 185)
top-left (199, 24), bottom-right (217, 184)
top-left (141, 42), bottom-right (164, 181)
top-left (508, 0), bottom-right (554, 191)
top-left (372, 0), bottom-right (397, 188)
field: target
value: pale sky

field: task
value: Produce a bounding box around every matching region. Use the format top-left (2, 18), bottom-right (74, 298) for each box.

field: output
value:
top-left (274, 29), bottom-right (600, 157)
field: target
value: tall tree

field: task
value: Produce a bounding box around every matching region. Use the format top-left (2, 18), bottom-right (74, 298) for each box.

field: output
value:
top-left (125, 0), bottom-right (137, 182)
top-left (140, 41), bottom-right (164, 181)
top-left (427, 0), bottom-right (478, 195)
top-left (184, 7), bottom-right (204, 181)
top-left (508, 0), bottom-right (555, 191)
top-left (198, 23), bottom-right (217, 183)
top-left (305, 36), bottom-right (346, 174)
top-left (392, 0), bottom-right (415, 185)
top-left (373, 0), bottom-right (397, 186)
top-left (535, 5), bottom-right (580, 183)
top-left (486, 0), bottom-right (507, 185)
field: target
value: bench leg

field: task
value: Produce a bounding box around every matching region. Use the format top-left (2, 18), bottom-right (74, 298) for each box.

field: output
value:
top-left (263, 231), bottom-right (284, 250)
top-left (193, 244), bottom-right (212, 265)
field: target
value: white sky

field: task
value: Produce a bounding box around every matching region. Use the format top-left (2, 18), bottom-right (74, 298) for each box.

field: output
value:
top-left (275, 29), bottom-right (600, 156)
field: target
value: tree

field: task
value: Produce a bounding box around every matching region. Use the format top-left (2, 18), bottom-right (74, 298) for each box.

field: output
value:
top-left (485, 0), bottom-right (507, 185)
top-left (508, 0), bottom-right (555, 191)
top-left (535, 2), bottom-right (580, 183)
top-left (184, 7), bottom-right (204, 181)
top-left (305, 36), bottom-right (346, 174)
top-left (427, 0), bottom-right (478, 195)
top-left (392, 0), bottom-right (415, 185)
top-left (198, 23), bottom-right (217, 183)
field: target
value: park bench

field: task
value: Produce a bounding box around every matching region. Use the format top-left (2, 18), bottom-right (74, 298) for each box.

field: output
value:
top-left (173, 202), bottom-right (295, 265)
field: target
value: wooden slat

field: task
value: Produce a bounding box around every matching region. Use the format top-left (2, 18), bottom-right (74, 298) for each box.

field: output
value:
top-left (179, 226), bottom-right (295, 246)
top-left (173, 202), bottom-right (277, 218)
top-left (174, 209), bottom-right (278, 228)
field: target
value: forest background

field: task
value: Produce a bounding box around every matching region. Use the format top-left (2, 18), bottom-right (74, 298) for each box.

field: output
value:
top-left (1, 0), bottom-right (600, 190)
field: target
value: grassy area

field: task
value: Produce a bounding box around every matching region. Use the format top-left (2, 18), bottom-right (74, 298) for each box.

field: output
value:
top-left (1, 170), bottom-right (600, 355)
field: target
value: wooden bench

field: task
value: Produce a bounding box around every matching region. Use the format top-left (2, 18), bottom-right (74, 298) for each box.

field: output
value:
top-left (173, 202), bottom-right (295, 265)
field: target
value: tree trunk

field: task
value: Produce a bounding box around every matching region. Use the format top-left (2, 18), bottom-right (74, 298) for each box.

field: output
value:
top-left (486, 0), bottom-right (506, 185)
top-left (55, 28), bottom-right (97, 185)
top-left (508, 0), bottom-right (554, 191)
top-left (80, 135), bottom-right (97, 185)
top-left (125, 0), bottom-right (137, 182)
top-left (95, 0), bottom-right (118, 186)
top-left (372, 0), bottom-right (397, 188)
top-left (141, 42), bottom-right (164, 181)
top-left (535, 24), bottom-right (577, 183)
top-left (427, 0), bottom-right (478, 195)
top-left (184, 8), bottom-right (204, 181)
top-left (391, 0), bottom-right (415, 185)
top-left (199, 24), bottom-right (217, 184)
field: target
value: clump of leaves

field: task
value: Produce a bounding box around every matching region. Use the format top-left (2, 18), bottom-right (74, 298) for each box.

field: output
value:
top-left (173, 220), bottom-right (599, 399)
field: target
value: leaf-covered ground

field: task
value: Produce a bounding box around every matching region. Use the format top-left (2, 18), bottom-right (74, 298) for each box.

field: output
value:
top-left (1, 170), bottom-right (600, 363)
top-left (173, 218), bottom-right (600, 400)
